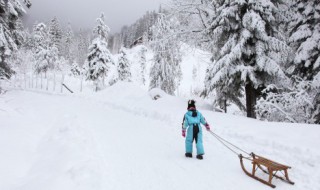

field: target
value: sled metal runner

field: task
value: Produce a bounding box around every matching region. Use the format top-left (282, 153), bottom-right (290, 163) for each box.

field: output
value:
top-left (239, 153), bottom-right (294, 188)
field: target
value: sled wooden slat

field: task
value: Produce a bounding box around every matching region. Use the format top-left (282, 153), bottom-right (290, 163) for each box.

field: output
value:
top-left (239, 153), bottom-right (294, 188)
top-left (253, 155), bottom-right (289, 170)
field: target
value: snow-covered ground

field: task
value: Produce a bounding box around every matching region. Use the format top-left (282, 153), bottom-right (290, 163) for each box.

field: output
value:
top-left (1, 82), bottom-right (319, 190)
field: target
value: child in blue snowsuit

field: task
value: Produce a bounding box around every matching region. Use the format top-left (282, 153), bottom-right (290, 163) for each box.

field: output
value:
top-left (182, 100), bottom-right (210, 160)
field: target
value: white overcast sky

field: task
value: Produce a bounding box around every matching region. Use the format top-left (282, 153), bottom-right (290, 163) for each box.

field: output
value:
top-left (23, 0), bottom-right (168, 33)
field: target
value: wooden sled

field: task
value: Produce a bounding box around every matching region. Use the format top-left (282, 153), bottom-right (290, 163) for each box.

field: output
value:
top-left (239, 153), bottom-right (294, 188)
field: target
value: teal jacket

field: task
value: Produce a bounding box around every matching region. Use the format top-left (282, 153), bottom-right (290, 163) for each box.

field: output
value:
top-left (183, 110), bottom-right (207, 129)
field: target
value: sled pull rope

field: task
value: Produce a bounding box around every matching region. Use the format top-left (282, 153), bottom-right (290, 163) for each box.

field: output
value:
top-left (208, 130), bottom-right (251, 158)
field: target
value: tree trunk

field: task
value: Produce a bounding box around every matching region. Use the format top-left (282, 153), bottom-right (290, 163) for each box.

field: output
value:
top-left (245, 81), bottom-right (257, 118)
top-left (31, 73), bottom-right (34, 88)
top-left (95, 80), bottom-right (98, 92)
top-left (223, 99), bottom-right (227, 113)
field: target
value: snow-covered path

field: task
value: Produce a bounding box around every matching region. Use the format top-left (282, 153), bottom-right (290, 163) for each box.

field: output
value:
top-left (1, 84), bottom-right (319, 190)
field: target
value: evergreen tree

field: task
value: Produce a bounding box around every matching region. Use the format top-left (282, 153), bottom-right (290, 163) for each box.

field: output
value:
top-left (93, 13), bottom-right (110, 42)
top-left (117, 48), bottom-right (131, 82)
top-left (84, 13), bottom-right (114, 91)
top-left (49, 17), bottom-right (63, 54)
top-left (63, 22), bottom-right (74, 63)
top-left (201, 0), bottom-right (290, 118)
top-left (32, 23), bottom-right (58, 74)
top-left (149, 14), bottom-right (182, 95)
top-left (85, 38), bottom-right (114, 91)
top-left (0, 0), bottom-right (31, 79)
top-left (287, 0), bottom-right (320, 81)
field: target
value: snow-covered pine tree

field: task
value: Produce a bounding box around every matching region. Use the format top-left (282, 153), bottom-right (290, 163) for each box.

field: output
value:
top-left (85, 39), bottom-right (113, 90)
top-left (287, 0), bottom-right (320, 81)
top-left (201, 0), bottom-right (290, 118)
top-left (32, 23), bottom-right (58, 74)
top-left (84, 13), bottom-right (114, 91)
top-left (48, 17), bottom-right (63, 55)
top-left (117, 48), bottom-right (131, 82)
top-left (149, 14), bottom-right (182, 95)
top-left (253, 0), bottom-right (320, 124)
top-left (93, 13), bottom-right (110, 43)
top-left (0, 0), bottom-right (31, 80)
top-left (63, 22), bottom-right (74, 63)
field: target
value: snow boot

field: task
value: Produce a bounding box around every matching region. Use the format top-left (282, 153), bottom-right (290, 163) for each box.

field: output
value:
top-left (185, 153), bottom-right (192, 158)
top-left (196, 155), bottom-right (203, 160)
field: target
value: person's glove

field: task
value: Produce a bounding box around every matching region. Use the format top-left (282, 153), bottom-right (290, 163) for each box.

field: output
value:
top-left (205, 123), bottom-right (211, 131)
top-left (182, 129), bottom-right (186, 137)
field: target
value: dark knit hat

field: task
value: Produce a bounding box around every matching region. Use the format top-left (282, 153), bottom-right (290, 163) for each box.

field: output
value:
top-left (187, 100), bottom-right (196, 110)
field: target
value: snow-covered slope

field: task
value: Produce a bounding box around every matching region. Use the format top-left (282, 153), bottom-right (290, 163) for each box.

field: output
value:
top-left (1, 82), bottom-right (319, 190)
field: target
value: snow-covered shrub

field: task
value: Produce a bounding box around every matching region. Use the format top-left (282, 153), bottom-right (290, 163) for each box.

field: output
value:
top-left (256, 77), bottom-right (320, 124)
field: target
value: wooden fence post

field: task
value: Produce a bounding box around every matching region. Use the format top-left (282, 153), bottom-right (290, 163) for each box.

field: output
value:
top-left (46, 72), bottom-right (49, 91)
top-left (40, 73), bottom-right (43, 89)
top-left (80, 75), bottom-right (83, 92)
top-left (53, 71), bottom-right (56, 92)
top-left (24, 73), bottom-right (27, 89)
top-left (61, 73), bottom-right (65, 93)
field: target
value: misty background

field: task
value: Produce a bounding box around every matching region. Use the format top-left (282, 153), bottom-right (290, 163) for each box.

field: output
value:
top-left (23, 0), bottom-right (168, 33)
